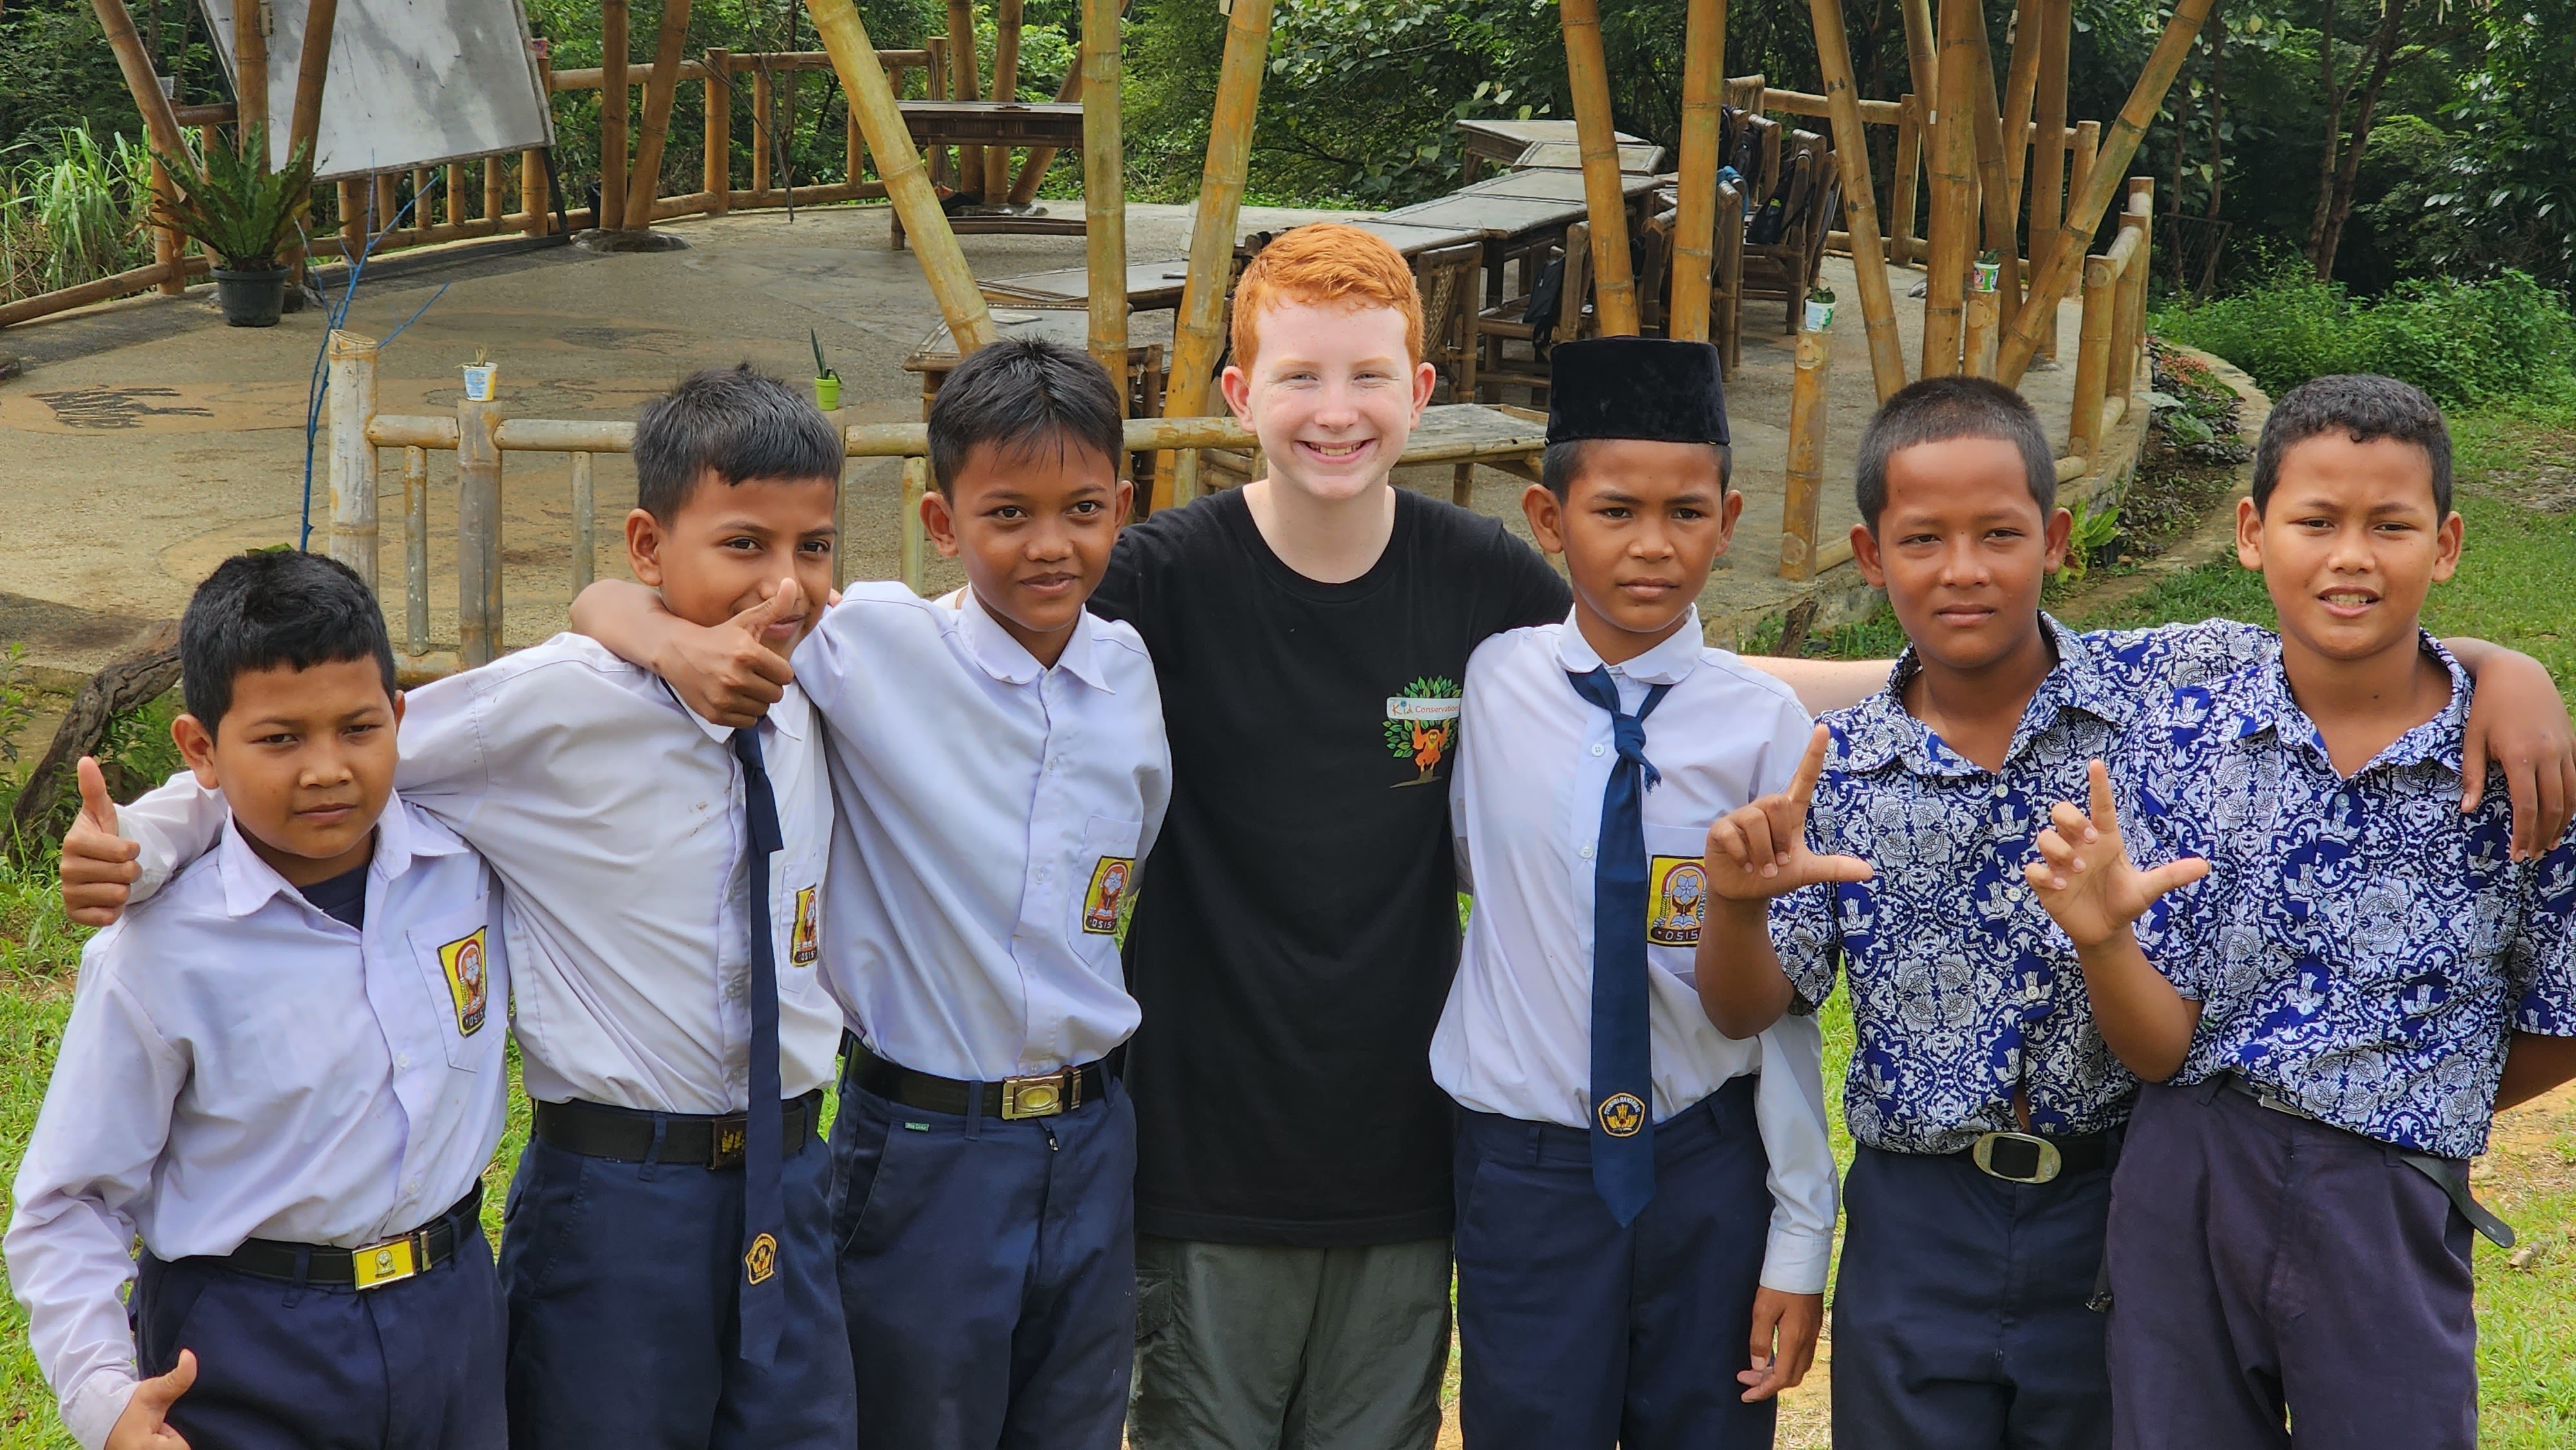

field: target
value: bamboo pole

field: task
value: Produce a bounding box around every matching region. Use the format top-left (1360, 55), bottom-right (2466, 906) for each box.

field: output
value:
top-left (1925, 0), bottom-right (1976, 375)
top-left (524, 43), bottom-right (553, 235)
top-left (1998, 0), bottom-right (2212, 382)
top-left (1964, 281), bottom-right (1998, 377)
top-left (623, 0), bottom-right (695, 231)
top-left (807, 0), bottom-right (997, 350)
top-left (705, 48), bottom-right (731, 209)
top-left (846, 82), bottom-right (863, 190)
top-left (1781, 328), bottom-right (1831, 580)
top-left (926, 35), bottom-right (951, 188)
top-left (1999, 0), bottom-right (2042, 234)
top-left (375, 173), bottom-right (397, 237)
top-left (446, 163), bottom-right (466, 225)
top-left (2069, 250), bottom-right (2112, 458)
top-left (286, 0), bottom-right (337, 164)
top-left (484, 156), bottom-right (506, 223)
top-left (327, 332), bottom-right (381, 591)
top-left (1560, 0), bottom-right (1640, 336)
top-left (1891, 94), bottom-right (1922, 265)
top-left (95, 0), bottom-right (189, 159)
top-left (2031, 0), bottom-right (2068, 360)
top-left (900, 456), bottom-right (929, 592)
top-left (1669, 0), bottom-right (1727, 343)
top-left (1009, 3), bottom-right (1124, 208)
top-left (1081, 0), bottom-right (1126, 417)
top-left (340, 178), bottom-right (364, 252)
top-left (601, 0), bottom-right (630, 230)
top-left (1900, 0), bottom-right (1938, 116)
top-left (948, 0), bottom-right (981, 194)
top-left (457, 393), bottom-right (505, 668)
top-left (150, 152), bottom-right (184, 294)
top-left (983, 0), bottom-right (1023, 200)
top-left (571, 452), bottom-right (598, 596)
top-left (1808, 0), bottom-right (1906, 400)
top-left (403, 447), bottom-right (429, 657)
top-left (2065, 118), bottom-right (2098, 310)
top-left (234, 0), bottom-right (269, 165)
top-left (1964, 0), bottom-right (2020, 306)
top-left (1156, 0), bottom-right (1273, 511)
top-left (2110, 182), bottom-right (2150, 402)
top-left (751, 66), bottom-right (772, 194)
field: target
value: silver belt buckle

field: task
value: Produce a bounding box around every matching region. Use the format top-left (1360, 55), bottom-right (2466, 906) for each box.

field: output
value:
top-left (1971, 1130), bottom-right (2064, 1184)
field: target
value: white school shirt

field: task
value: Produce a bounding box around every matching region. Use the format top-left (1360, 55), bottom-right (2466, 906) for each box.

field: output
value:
top-left (796, 583), bottom-right (1171, 1080)
top-left (114, 634), bottom-right (843, 1112)
top-left (1430, 608), bottom-right (1839, 1294)
top-left (7, 798), bottom-right (506, 1450)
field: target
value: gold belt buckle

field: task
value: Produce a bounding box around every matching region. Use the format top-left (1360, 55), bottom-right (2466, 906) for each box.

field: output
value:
top-left (1001, 1069), bottom-right (1079, 1120)
top-left (351, 1229), bottom-right (428, 1291)
top-left (1971, 1130), bottom-right (2064, 1185)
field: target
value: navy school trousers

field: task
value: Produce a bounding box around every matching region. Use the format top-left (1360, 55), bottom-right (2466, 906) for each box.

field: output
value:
top-left (1830, 1142), bottom-right (2116, 1450)
top-left (828, 1059), bottom-right (1137, 1450)
top-left (1452, 1074), bottom-right (1774, 1450)
top-left (132, 1197), bottom-right (505, 1450)
top-left (2106, 1078), bottom-right (2479, 1450)
top-left (500, 1106), bottom-right (857, 1450)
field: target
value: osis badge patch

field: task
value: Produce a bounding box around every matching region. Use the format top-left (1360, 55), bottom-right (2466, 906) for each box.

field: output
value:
top-left (1596, 1092), bottom-right (1647, 1138)
top-left (790, 885), bottom-right (821, 966)
top-left (1083, 857), bottom-right (1133, 936)
top-left (744, 1231), bottom-right (778, 1285)
top-left (1647, 856), bottom-right (1707, 946)
top-left (438, 928), bottom-right (489, 1036)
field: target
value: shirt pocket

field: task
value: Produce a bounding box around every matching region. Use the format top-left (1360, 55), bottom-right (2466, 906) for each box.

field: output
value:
top-left (408, 900), bottom-right (505, 1071)
top-left (1066, 814), bottom-right (1146, 979)
top-left (1643, 824), bottom-right (1711, 984)
top-left (771, 848), bottom-right (828, 1003)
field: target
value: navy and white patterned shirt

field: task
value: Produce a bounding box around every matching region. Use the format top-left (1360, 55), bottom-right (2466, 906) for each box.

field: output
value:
top-left (1772, 615), bottom-right (2275, 1154)
top-left (2126, 637), bottom-right (2576, 1160)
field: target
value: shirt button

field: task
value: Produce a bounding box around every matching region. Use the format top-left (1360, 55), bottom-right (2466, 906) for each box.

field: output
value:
top-left (1592, 743), bottom-right (1605, 757)
top-left (395, 1053), bottom-right (411, 1069)
top-left (1579, 844), bottom-right (1596, 860)
top-left (406, 1177), bottom-right (420, 1194)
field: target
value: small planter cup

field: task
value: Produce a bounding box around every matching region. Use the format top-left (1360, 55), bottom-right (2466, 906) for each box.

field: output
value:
top-left (1972, 259), bottom-right (2002, 294)
top-left (1803, 297), bottom-right (1836, 333)
top-left (815, 375), bottom-right (842, 411)
top-left (211, 263), bottom-right (291, 327)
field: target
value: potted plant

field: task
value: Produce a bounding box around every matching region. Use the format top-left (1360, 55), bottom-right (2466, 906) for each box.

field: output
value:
top-left (811, 328), bottom-right (841, 411)
top-left (1972, 249), bottom-right (2001, 294)
top-left (151, 126), bottom-right (316, 328)
top-left (1803, 282), bottom-right (1836, 334)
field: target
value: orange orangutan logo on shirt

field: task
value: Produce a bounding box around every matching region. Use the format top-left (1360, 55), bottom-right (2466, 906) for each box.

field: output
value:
top-left (1384, 677), bottom-right (1463, 787)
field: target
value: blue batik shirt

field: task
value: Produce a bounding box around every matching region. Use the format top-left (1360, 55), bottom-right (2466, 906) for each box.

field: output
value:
top-left (1772, 615), bottom-right (2275, 1154)
top-left (2125, 636), bottom-right (2576, 1160)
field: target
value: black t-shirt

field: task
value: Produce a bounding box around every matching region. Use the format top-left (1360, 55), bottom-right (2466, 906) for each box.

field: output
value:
top-left (298, 857), bottom-right (370, 930)
top-left (1090, 486), bottom-right (1571, 1245)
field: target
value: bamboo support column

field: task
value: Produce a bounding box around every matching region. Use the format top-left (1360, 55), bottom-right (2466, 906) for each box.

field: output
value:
top-left (375, 173), bottom-right (397, 236)
top-left (926, 36), bottom-right (951, 188)
top-left (2031, 0), bottom-right (2069, 359)
top-left (1964, 282), bottom-right (1999, 377)
top-left (1669, 0), bottom-right (1728, 343)
top-left (1010, 3), bottom-right (1126, 209)
top-left (948, 1), bottom-right (982, 194)
top-left (151, 152), bottom-right (184, 294)
top-left (571, 452), bottom-right (598, 595)
top-left (1081, 0), bottom-right (1127, 416)
top-left (2065, 119), bottom-right (2098, 308)
top-left (403, 447), bottom-right (429, 657)
top-left (523, 44), bottom-right (553, 234)
top-left (1900, 0), bottom-right (1938, 117)
top-left (2110, 181), bottom-right (2150, 400)
top-left (1560, 0), bottom-right (1640, 336)
top-left (327, 331), bottom-right (380, 592)
top-left (341, 178), bottom-right (364, 251)
top-left (705, 49), bottom-right (732, 207)
top-left (1780, 328), bottom-right (1831, 581)
top-left (235, 0), bottom-right (270, 164)
top-left (457, 393), bottom-right (505, 668)
top-left (1999, 0), bottom-right (2042, 235)
top-left (286, 0), bottom-right (337, 165)
top-left (1964, 0), bottom-right (2020, 306)
top-left (446, 163), bottom-right (466, 225)
top-left (2069, 252), bottom-right (2112, 459)
top-left (1157, 0), bottom-right (1274, 510)
top-left (1997, 0), bottom-right (2214, 383)
top-left (601, 0), bottom-right (630, 229)
top-left (93, 0), bottom-right (190, 159)
top-left (484, 157), bottom-right (506, 225)
top-left (808, 0), bottom-right (997, 350)
top-left (983, 0), bottom-right (1023, 200)
top-left (1925, 0), bottom-right (1977, 375)
top-left (900, 456), bottom-right (929, 592)
top-left (622, 0), bottom-right (696, 231)
top-left (1809, 0), bottom-right (1906, 400)
top-left (1891, 94), bottom-right (1922, 265)
top-left (847, 88), bottom-right (864, 189)
top-left (751, 66), bottom-right (772, 194)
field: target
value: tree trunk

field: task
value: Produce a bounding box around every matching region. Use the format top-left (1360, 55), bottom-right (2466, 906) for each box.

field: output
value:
top-left (2304, 0), bottom-right (2344, 274)
top-left (4, 625), bottom-right (183, 868)
top-left (2313, 0), bottom-right (2412, 278)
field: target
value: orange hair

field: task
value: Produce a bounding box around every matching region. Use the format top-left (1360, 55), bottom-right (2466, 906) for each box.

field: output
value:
top-left (1228, 223), bottom-right (1424, 375)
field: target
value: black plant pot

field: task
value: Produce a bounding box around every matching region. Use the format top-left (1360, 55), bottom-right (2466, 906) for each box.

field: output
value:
top-left (211, 263), bottom-right (290, 327)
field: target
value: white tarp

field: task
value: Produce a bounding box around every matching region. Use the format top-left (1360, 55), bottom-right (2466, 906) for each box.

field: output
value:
top-left (197, 0), bottom-right (555, 182)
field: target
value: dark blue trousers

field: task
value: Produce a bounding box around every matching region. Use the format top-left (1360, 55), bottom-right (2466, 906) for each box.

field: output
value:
top-left (828, 1066), bottom-right (1136, 1450)
top-left (1452, 1076), bottom-right (1774, 1450)
top-left (1830, 1143), bottom-right (2116, 1450)
top-left (500, 1110), bottom-right (856, 1450)
top-left (2107, 1080), bottom-right (2478, 1450)
top-left (133, 1210), bottom-right (505, 1450)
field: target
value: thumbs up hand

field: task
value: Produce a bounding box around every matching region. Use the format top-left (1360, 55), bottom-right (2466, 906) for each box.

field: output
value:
top-left (105, 1350), bottom-right (196, 1450)
top-left (61, 756), bottom-right (142, 927)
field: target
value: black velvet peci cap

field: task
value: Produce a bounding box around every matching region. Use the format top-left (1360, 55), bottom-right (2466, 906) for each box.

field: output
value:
top-left (1543, 336), bottom-right (1730, 448)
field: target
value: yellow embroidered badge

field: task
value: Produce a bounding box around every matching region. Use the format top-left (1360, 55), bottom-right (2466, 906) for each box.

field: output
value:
top-left (1083, 857), bottom-right (1134, 936)
top-left (1597, 1092), bottom-right (1647, 1138)
top-left (1646, 856), bottom-right (1707, 946)
top-left (438, 928), bottom-right (489, 1035)
top-left (744, 1232), bottom-right (778, 1285)
top-left (790, 886), bottom-right (821, 966)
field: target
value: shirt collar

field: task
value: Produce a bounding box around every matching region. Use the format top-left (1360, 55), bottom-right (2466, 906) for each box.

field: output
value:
top-left (215, 790), bottom-right (459, 919)
top-left (955, 586), bottom-right (1115, 693)
top-left (2229, 630), bottom-right (2467, 775)
top-left (1551, 606), bottom-right (1705, 687)
top-left (675, 673), bottom-right (813, 745)
top-left (1839, 613), bottom-right (2119, 775)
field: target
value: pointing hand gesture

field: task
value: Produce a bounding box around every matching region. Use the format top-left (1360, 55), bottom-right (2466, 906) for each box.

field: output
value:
top-left (105, 1350), bottom-right (195, 1450)
top-left (668, 579), bottom-right (804, 731)
top-left (60, 756), bottom-right (140, 927)
top-left (2023, 760), bottom-right (2210, 950)
top-left (1705, 725), bottom-right (1875, 902)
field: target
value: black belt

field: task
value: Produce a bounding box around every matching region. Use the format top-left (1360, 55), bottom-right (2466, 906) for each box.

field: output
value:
top-left (2219, 1073), bottom-right (2515, 1248)
top-left (846, 1039), bottom-right (1106, 1120)
top-left (211, 1185), bottom-right (482, 1290)
top-left (1948, 1126), bottom-right (2119, 1183)
top-left (533, 1092), bottom-right (821, 1170)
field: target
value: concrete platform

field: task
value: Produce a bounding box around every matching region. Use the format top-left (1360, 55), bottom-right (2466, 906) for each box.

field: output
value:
top-left (0, 201), bottom-right (2125, 682)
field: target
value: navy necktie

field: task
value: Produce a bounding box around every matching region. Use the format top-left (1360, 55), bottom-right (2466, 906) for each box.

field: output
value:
top-left (1567, 665), bottom-right (1672, 1227)
top-left (731, 728), bottom-right (786, 1366)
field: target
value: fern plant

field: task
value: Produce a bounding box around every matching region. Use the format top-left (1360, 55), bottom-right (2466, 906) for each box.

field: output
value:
top-left (150, 126), bottom-right (316, 270)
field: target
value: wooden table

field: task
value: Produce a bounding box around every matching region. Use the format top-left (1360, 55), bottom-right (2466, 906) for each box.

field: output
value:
top-left (903, 311), bottom-right (1173, 480)
top-left (891, 101), bottom-right (1089, 250)
top-left (1511, 139), bottom-right (1667, 173)
top-left (980, 259), bottom-right (1195, 312)
top-left (1455, 118), bottom-right (1656, 180)
top-left (1454, 168), bottom-right (1662, 207)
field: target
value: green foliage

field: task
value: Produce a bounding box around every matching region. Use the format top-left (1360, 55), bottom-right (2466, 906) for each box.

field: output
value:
top-left (0, 646), bottom-right (33, 768)
top-left (0, 122), bottom-right (156, 303)
top-left (2155, 268), bottom-right (2576, 408)
top-left (151, 127), bottom-right (315, 270)
top-left (2058, 500), bottom-right (2122, 586)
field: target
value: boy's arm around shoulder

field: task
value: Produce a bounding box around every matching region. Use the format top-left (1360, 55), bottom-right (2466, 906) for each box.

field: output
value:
top-left (567, 576), bottom-right (804, 730)
top-left (6, 928), bottom-right (190, 1450)
top-left (2500, 831), bottom-right (2576, 1111)
top-left (61, 760), bottom-right (222, 923)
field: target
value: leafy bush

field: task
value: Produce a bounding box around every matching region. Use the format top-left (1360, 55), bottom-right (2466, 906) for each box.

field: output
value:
top-left (2155, 268), bottom-right (2576, 407)
top-left (0, 122), bottom-right (153, 301)
top-left (152, 127), bottom-right (315, 269)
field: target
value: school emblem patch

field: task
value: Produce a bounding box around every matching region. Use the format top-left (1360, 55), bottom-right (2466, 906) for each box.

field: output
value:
top-left (1647, 856), bottom-right (1707, 946)
top-left (790, 886), bottom-right (821, 966)
top-left (1083, 857), bottom-right (1134, 936)
top-left (437, 928), bottom-right (489, 1036)
top-left (1597, 1093), bottom-right (1647, 1138)
top-left (1385, 677), bottom-right (1463, 788)
top-left (744, 1232), bottom-right (778, 1285)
